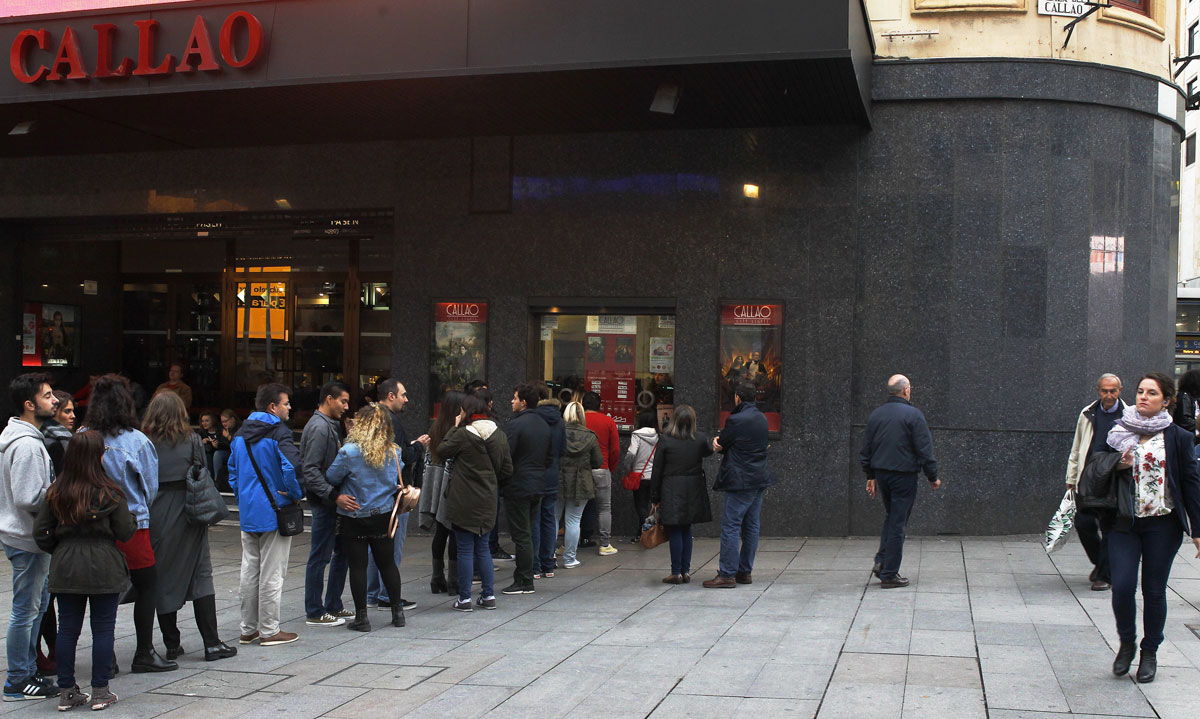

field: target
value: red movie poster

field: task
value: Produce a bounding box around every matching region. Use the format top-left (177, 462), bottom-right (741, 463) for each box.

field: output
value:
top-left (719, 303), bottom-right (782, 433)
top-left (583, 328), bottom-right (637, 431)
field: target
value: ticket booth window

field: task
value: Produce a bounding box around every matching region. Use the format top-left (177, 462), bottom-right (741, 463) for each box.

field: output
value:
top-left (536, 314), bottom-right (675, 432)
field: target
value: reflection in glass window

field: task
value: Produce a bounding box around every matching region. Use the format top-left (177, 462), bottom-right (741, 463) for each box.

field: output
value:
top-left (536, 314), bottom-right (675, 432)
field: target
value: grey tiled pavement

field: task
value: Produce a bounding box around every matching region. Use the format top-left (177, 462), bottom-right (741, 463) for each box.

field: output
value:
top-left (2, 527), bottom-right (1200, 718)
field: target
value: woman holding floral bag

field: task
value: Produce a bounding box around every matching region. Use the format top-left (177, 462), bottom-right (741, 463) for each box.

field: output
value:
top-left (1103, 372), bottom-right (1200, 683)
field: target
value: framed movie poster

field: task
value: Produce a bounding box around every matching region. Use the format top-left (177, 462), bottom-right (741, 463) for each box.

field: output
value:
top-left (22, 302), bottom-right (81, 368)
top-left (430, 301), bottom-right (487, 415)
top-left (718, 303), bottom-right (782, 433)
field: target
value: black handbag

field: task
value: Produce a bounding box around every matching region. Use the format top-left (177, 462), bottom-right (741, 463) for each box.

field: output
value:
top-left (245, 441), bottom-right (304, 536)
top-left (185, 435), bottom-right (230, 526)
top-left (1077, 451), bottom-right (1124, 512)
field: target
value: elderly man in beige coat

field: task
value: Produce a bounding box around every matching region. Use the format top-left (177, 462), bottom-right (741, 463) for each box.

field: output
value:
top-left (1064, 373), bottom-right (1127, 592)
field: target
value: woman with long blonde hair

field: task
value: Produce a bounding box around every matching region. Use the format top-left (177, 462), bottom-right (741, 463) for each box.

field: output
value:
top-left (142, 391), bottom-right (237, 662)
top-left (325, 403), bottom-right (406, 631)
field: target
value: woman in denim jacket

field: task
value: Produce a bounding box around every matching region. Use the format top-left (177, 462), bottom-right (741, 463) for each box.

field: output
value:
top-left (83, 375), bottom-right (174, 674)
top-left (326, 403), bottom-right (405, 632)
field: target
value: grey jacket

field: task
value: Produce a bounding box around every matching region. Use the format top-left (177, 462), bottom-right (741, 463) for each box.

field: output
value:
top-left (0, 418), bottom-right (55, 553)
top-left (300, 410), bottom-right (343, 505)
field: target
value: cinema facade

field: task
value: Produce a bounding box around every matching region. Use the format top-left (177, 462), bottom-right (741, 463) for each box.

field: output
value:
top-left (0, 0), bottom-right (1183, 536)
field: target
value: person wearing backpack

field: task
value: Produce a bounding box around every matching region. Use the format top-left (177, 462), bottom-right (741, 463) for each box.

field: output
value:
top-left (1064, 373), bottom-right (1128, 592)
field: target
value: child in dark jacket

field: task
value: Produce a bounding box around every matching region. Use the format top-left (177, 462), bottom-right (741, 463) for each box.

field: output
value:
top-left (34, 430), bottom-right (136, 712)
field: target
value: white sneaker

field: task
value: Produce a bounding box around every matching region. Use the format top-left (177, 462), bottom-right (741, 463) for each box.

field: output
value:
top-left (563, 559), bottom-right (581, 568)
top-left (598, 544), bottom-right (618, 556)
top-left (305, 613), bottom-right (346, 627)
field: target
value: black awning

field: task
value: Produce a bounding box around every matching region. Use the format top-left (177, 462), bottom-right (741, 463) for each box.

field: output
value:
top-left (0, 0), bottom-right (872, 156)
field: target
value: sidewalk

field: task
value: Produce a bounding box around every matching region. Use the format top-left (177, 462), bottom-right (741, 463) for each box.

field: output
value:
top-left (2, 527), bottom-right (1198, 719)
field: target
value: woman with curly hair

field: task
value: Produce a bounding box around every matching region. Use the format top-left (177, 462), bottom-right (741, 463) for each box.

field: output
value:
top-left (325, 403), bottom-right (406, 631)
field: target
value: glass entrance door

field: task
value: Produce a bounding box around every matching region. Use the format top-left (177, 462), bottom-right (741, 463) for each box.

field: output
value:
top-left (233, 279), bottom-right (291, 409)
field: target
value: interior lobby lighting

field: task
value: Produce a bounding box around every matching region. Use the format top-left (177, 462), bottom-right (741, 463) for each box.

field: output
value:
top-left (275, 198), bottom-right (292, 209)
top-left (9, 121), bottom-right (34, 136)
top-left (650, 83), bottom-right (681, 115)
top-left (743, 184), bottom-right (760, 199)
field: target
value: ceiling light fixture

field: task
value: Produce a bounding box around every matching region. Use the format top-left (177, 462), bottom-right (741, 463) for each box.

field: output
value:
top-left (9, 121), bottom-right (34, 136)
top-left (650, 83), bottom-right (681, 115)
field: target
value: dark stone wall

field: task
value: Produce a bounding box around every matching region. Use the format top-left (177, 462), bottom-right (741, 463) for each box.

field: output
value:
top-left (0, 61), bottom-right (1179, 536)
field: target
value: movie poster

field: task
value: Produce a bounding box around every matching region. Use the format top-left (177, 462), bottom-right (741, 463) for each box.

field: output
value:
top-left (719, 303), bottom-right (782, 432)
top-left (583, 315), bottom-right (637, 430)
top-left (22, 302), bottom-right (81, 368)
top-left (430, 302), bottom-right (487, 413)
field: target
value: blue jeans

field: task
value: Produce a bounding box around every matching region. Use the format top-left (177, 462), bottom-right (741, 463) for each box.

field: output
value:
top-left (532, 492), bottom-right (559, 572)
top-left (1110, 514), bottom-right (1185, 652)
top-left (667, 525), bottom-right (693, 576)
top-left (304, 503), bottom-right (349, 618)
top-left (3, 543), bottom-right (51, 683)
top-left (55, 593), bottom-right (119, 689)
top-left (718, 489), bottom-right (765, 577)
top-left (556, 497), bottom-right (588, 564)
top-left (454, 528), bottom-right (495, 602)
top-left (367, 512), bottom-right (408, 603)
top-left (872, 471), bottom-right (917, 581)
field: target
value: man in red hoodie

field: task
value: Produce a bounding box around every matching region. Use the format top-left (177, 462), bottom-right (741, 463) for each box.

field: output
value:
top-left (582, 392), bottom-right (620, 556)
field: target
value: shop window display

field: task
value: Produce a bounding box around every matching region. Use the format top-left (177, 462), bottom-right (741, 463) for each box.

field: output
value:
top-left (537, 314), bottom-right (675, 432)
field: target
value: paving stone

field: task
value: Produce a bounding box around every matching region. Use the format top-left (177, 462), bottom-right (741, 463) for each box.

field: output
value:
top-left (908, 629), bottom-right (977, 657)
top-left (816, 682), bottom-right (905, 719)
top-left (150, 670), bottom-right (288, 699)
top-left (902, 684), bottom-right (986, 719)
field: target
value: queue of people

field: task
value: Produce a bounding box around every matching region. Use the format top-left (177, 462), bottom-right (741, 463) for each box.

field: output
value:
top-left (5, 361), bottom-right (1200, 709)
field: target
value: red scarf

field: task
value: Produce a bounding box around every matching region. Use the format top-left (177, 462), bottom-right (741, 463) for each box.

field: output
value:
top-left (469, 413), bottom-right (490, 421)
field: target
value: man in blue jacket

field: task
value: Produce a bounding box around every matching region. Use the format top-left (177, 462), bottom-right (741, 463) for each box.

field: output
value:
top-left (860, 374), bottom-right (941, 589)
top-left (229, 383), bottom-right (305, 646)
top-left (704, 382), bottom-right (774, 589)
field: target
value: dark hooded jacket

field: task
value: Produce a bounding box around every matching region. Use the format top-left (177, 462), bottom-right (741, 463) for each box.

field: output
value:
top-left (535, 401), bottom-right (566, 496)
top-left (35, 490), bottom-right (136, 595)
top-left (42, 420), bottom-right (73, 477)
top-left (559, 425), bottom-right (603, 501)
top-left (714, 401), bottom-right (774, 492)
top-left (438, 419), bottom-right (513, 535)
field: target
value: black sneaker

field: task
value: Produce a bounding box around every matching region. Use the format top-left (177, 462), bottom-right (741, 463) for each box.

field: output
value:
top-left (501, 583), bottom-right (535, 595)
top-left (491, 549), bottom-right (515, 561)
top-left (579, 538), bottom-right (597, 548)
top-left (3, 675), bottom-right (60, 701)
top-left (399, 599), bottom-right (418, 610)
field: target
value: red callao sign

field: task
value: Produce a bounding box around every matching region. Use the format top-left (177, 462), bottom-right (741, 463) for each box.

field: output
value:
top-left (9, 10), bottom-right (265, 84)
top-left (720, 304), bottom-right (783, 326)
top-left (434, 302), bottom-right (488, 324)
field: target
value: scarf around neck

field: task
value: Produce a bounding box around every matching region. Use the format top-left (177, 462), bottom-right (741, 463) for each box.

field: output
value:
top-left (1106, 406), bottom-right (1172, 454)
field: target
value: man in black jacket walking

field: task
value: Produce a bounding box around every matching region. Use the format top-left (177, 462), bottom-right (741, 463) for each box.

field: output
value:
top-left (502, 382), bottom-right (553, 595)
top-left (860, 374), bottom-right (941, 589)
top-left (704, 382), bottom-right (774, 589)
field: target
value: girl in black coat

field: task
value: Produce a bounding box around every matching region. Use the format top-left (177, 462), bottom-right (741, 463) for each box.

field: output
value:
top-left (650, 405), bottom-right (713, 584)
top-left (34, 431), bottom-right (136, 711)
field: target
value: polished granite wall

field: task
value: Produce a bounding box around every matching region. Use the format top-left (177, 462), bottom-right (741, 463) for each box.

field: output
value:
top-left (0, 61), bottom-right (1180, 536)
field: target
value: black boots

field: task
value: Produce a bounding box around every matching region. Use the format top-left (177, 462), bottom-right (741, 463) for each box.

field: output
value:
top-left (1136, 650), bottom-right (1157, 683)
top-left (130, 648), bottom-right (178, 673)
top-left (1112, 642), bottom-right (1136, 676)
top-left (347, 610), bottom-right (371, 632)
top-left (391, 604), bottom-right (405, 628)
top-left (447, 560), bottom-right (459, 596)
top-left (431, 572), bottom-right (448, 594)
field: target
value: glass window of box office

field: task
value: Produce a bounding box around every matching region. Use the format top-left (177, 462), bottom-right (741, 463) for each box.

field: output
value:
top-left (535, 314), bottom-right (675, 432)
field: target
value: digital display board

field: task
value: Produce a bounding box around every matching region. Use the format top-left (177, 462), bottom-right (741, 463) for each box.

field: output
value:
top-left (2, 1), bottom-right (205, 19)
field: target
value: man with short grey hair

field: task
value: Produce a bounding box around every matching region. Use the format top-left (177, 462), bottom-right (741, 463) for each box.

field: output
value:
top-left (860, 374), bottom-right (940, 589)
top-left (1064, 373), bottom-right (1126, 591)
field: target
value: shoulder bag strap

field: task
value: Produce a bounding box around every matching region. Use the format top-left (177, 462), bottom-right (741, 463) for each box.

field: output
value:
top-left (389, 447), bottom-right (404, 537)
top-left (640, 444), bottom-right (656, 474)
top-left (244, 440), bottom-right (282, 512)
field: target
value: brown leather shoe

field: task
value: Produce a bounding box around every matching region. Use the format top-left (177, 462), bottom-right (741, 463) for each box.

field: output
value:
top-left (662, 574), bottom-right (683, 584)
top-left (681, 573), bottom-right (691, 584)
top-left (880, 576), bottom-right (910, 589)
top-left (735, 572), bottom-right (752, 585)
top-left (1091, 579), bottom-right (1111, 591)
top-left (259, 631), bottom-right (299, 646)
top-left (702, 574), bottom-right (736, 589)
